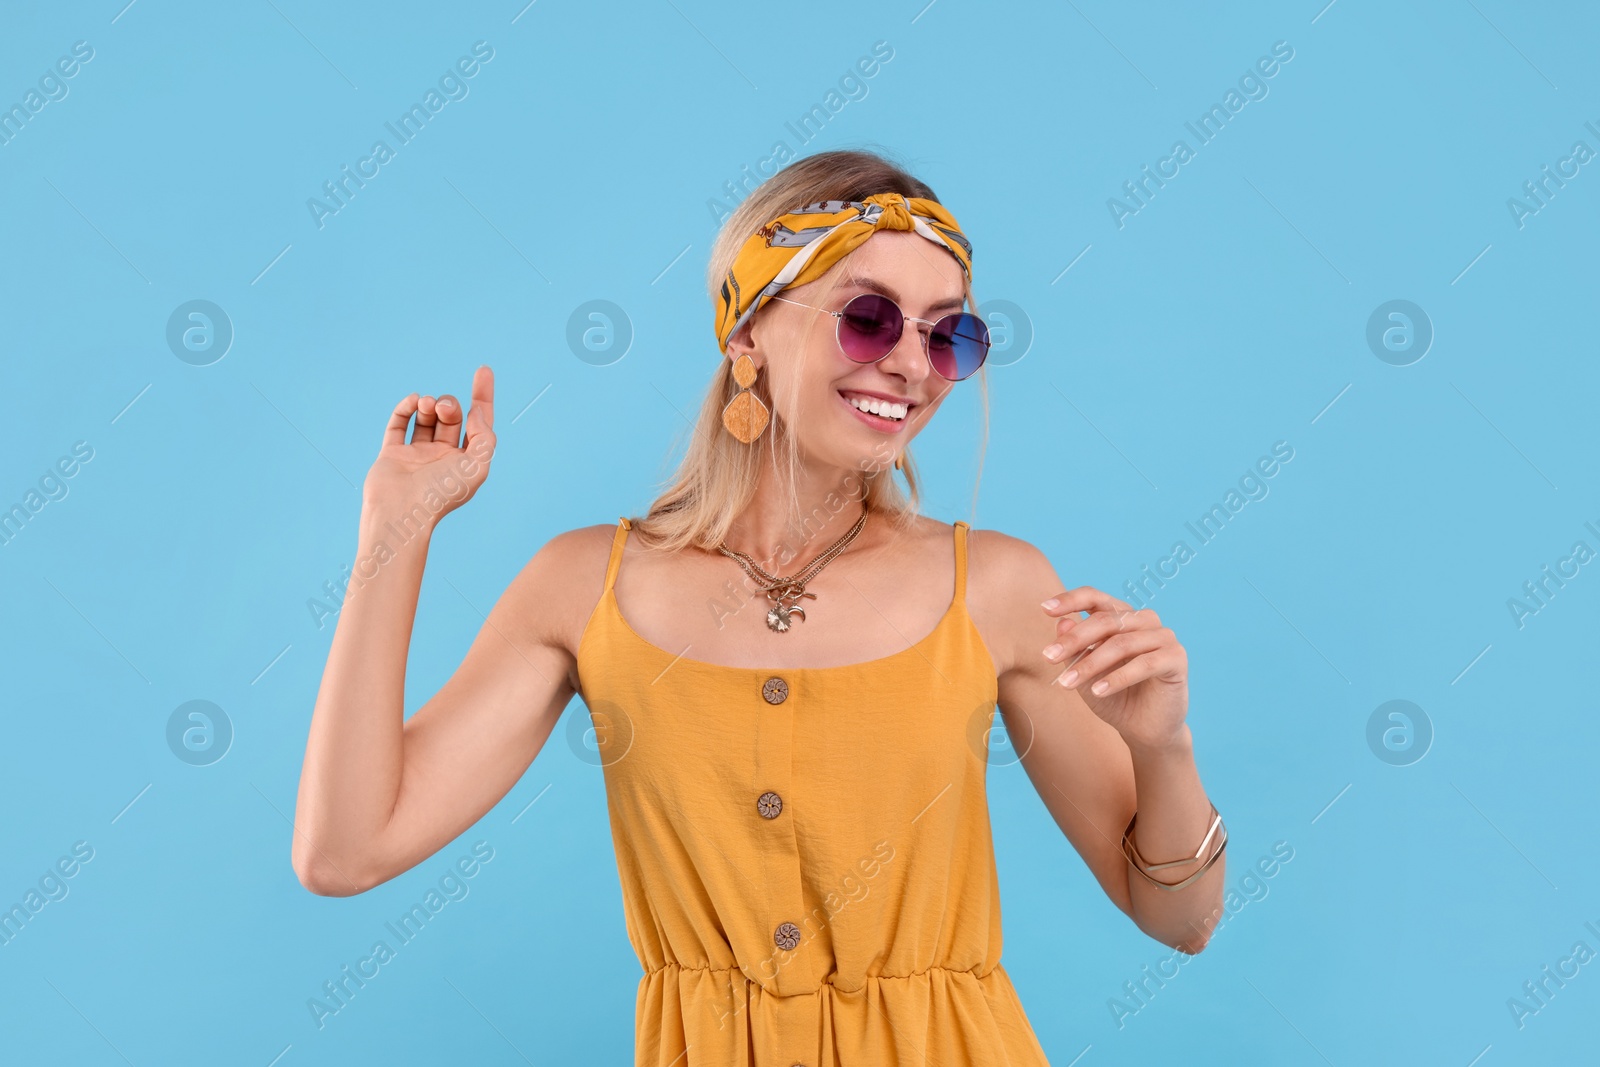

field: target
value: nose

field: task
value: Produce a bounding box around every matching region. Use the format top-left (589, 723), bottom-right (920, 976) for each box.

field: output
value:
top-left (876, 317), bottom-right (934, 386)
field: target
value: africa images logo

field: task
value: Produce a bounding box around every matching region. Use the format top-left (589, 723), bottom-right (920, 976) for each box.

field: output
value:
top-left (306, 42), bottom-right (495, 229)
top-left (1106, 40), bottom-right (1295, 229)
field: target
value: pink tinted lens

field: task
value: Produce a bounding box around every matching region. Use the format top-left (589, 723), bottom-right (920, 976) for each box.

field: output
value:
top-left (836, 294), bottom-right (903, 363)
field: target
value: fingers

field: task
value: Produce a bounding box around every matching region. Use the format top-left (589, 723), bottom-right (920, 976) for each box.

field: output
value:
top-left (464, 365), bottom-right (496, 453)
top-left (1044, 605), bottom-right (1161, 666)
top-left (1042, 585), bottom-right (1133, 618)
top-left (1051, 628), bottom-right (1171, 689)
top-left (432, 394), bottom-right (464, 447)
top-left (1078, 646), bottom-right (1181, 697)
top-left (384, 369), bottom-right (495, 456)
top-left (1056, 603), bottom-right (1149, 642)
top-left (413, 395), bottom-right (440, 445)
top-left (383, 393), bottom-right (421, 448)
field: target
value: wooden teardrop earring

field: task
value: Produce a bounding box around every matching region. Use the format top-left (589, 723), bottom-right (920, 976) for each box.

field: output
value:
top-left (721, 352), bottom-right (770, 443)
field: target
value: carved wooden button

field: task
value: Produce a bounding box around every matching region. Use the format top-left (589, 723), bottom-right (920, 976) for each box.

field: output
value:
top-left (757, 791), bottom-right (783, 819)
top-left (762, 677), bottom-right (789, 704)
top-left (773, 921), bottom-right (801, 951)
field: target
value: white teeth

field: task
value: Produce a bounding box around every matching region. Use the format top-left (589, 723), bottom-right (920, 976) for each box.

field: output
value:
top-left (844, 394), bottom-right (907, 421)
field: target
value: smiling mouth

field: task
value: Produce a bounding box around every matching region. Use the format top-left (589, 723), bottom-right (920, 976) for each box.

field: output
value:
top-left (838, 390), bottom-right (910, 422)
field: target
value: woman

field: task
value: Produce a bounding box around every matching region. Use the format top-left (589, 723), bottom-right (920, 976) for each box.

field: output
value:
top-left (292, 149), bottom-right (1226, 1065)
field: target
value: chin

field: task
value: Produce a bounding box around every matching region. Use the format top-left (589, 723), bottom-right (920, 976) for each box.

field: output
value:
top-left (795, 435), bottom-right (897, 481)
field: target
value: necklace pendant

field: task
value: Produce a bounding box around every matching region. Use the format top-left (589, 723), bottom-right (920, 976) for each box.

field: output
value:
top-left (766, 602), bottom-right (806, 632)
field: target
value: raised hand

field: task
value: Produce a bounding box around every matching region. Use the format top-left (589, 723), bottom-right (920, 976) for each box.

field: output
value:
top-left (364, 365), bottom-right (497, 525)
top-left (1040, 587), bottom-right (1189, 752)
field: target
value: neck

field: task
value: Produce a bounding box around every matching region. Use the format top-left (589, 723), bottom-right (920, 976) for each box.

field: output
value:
top-left (721, 461), bottom-right (873, 571)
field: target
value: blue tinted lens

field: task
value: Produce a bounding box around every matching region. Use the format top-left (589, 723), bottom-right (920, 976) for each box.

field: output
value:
top-left (928, 313), bottom-right (990, 380)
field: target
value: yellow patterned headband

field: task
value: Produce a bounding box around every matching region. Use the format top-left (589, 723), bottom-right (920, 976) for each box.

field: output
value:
top-left (714, 191), bottom-right (973, 354)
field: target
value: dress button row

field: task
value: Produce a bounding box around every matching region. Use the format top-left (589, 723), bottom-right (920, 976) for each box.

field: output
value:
top-left (757, 791), bottom-right (783, 819)
top-left (760, 678), bottom-right (798, 1025)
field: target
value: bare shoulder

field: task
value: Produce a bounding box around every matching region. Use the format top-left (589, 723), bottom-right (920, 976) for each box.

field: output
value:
top-left (962, 525), bottom-right (1067, 677)
top-left (891, 516), bottom-right (1056, 597)
top-left (894, 512), bottom-right (969, 550)
top-left (496, 522), bottom-right (623, 673)
top-left (965, 524), bottom-right (1060, 595)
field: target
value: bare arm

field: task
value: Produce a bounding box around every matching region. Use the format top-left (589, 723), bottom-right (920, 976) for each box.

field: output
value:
top-left (971, 530), bottom-right (1226, 953)
top-left (290, 366), bottom-right (590, 895)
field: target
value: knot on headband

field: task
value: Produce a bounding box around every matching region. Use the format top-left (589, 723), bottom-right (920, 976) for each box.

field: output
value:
top-left (714, 191), bottom-right (973, 354)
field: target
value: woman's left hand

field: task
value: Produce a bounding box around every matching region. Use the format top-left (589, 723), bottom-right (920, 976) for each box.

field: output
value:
top-left (1040, 587), bottom-right (1189, 751)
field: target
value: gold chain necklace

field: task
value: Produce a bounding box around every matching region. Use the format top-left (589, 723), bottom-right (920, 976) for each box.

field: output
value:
top-left (717, 507), bottom-right (869, 632)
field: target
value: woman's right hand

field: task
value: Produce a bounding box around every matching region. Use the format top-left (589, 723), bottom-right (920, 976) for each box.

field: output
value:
top-left (298, 361), bottom-right (581, 897)
top-left (363, 365), bottom-right (497, 521)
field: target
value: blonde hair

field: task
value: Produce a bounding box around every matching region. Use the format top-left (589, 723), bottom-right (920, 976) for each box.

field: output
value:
top-left (627, 146), bottom-right (989, 558)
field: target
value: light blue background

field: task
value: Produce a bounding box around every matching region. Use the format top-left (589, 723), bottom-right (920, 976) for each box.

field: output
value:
top-left (2, 1), bottom-right (1596, 1063)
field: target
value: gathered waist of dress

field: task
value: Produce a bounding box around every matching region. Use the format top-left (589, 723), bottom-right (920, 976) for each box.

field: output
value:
top-left (632, 955), bottom-right (1053, 1064)
top-left (644, 958), bottom-right (1000, 990)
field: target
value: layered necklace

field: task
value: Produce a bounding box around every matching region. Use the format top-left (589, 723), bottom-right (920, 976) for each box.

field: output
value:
top-left (717, 507), bottom-right (869, 632)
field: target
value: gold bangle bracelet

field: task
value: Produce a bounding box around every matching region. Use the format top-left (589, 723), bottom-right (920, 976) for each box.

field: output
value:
top-left (1121, 802), bottom-right (1227, 891)
top-left (1132, 804), bottom-right (1223, 870)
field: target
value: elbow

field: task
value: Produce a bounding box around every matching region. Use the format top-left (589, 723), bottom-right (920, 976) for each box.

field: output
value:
top-left (295, 867), bottom-right (356, 897)
top-left (291, 841), bottom-right (375, 897)
top-left (1134, 919), bottom-right (1213, 956)
top-left (1164, 894), bottom-right (1225, 955)
top-left (1129, 895), bottom-right (1222, 956)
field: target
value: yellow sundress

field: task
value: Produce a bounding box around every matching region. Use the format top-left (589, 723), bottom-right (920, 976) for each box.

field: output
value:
top-left (575, 516), bottom-right (1053, 1066)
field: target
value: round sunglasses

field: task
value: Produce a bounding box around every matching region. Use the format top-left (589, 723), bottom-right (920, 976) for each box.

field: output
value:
top-left (768, 293), bottom-right (990, 381)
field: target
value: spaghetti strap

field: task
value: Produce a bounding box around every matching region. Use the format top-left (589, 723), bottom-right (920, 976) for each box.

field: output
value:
top-left (953, 520), bottom-right (969, 606)
top-left (603, 516), bottom-right (632, 592)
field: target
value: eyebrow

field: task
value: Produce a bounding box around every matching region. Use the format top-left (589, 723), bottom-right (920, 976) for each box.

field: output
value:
top-left (839, 277), bottom-right (965, 314)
